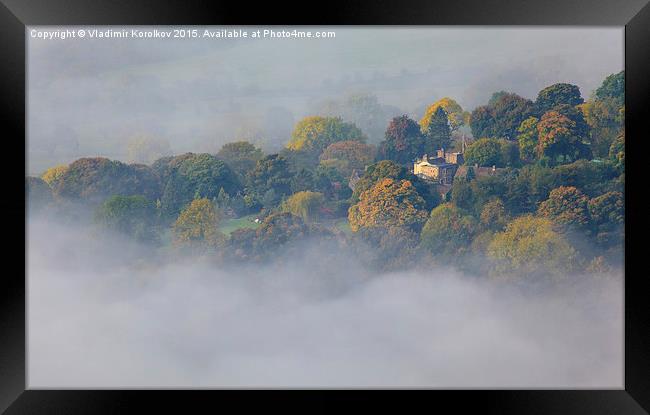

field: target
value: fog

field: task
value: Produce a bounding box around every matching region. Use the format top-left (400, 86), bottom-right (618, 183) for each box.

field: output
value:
top-left (27, 215), bottom-right (623, 388)
top-left (27, 27), bottom-right (623, 174)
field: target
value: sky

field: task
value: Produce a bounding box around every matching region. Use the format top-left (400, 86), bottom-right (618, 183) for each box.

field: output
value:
top-left (27, 26), bottom-right (623, 174)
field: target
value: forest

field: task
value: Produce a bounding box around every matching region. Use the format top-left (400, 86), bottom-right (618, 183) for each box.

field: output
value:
top-left (26, 71), bottom-right (625, 284)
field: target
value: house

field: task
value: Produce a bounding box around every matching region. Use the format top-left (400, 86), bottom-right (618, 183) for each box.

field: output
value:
top-left (413, 149), bottom-right (464, 185)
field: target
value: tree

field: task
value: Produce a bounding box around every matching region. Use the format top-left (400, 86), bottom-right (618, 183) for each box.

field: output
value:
top-left (588, 191), bottom-right (623, 230)
top-left (420, 97), bottom-right (466, 132)
top-left (95, 195), bottom-right (159, 244)
top-left (281, 191), bottom-right (325, 222)
top-left (490, 93), bottom-right (535, 140)
top-left (351, 160), bottom-right (439, 210)
top-left (419, 203), bottom-right (476, 257)
top-left (172, 198), bottom-right (223, 250)
top-left (54, 157), bottom-right (161, 204)
top-left (536, 111), bottom-right (591, 164)
top-left (216, 141), bottom-right (264, 178)
top-left (464, 138), bottom-right (503, 167)
top-left (537, 186), bottom-right (591, 230)
top-left (421, 107), bottom-right (452, 151)
top-left (378, 115), bottom-right (428, 165)
top-left (535, 83), bottom-right (584, 114)
top-left (246, 154), bottom-right (294, 202)
top-left (487, 215), bottom-right (577, 279)
top-left (469, 105), bottom-right (495, 139)
top-left (158, 153), bottom-right (241, 221)
top-left (609, 130), bottom-right (625, 171)
top-left (126, 134), bottom-right (172, 165)
top-left (319, 140), bottom-right (376, 177)
top-left (594, 71), bottom-right (624, 106)
top-left (348, 178), bottom-right (428, 232)
top-left (480, 198), bottom-right (509, 232)
top-left (469, 93), bottom-right (534, 140)
top-left (40, 164), bottom-right (68, 187)
top-left (517, 116), bottom-right (539, 162)
top-left (286, 116), bottom-right (366, 158)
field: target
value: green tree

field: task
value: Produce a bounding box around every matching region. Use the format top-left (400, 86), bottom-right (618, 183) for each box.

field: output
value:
top-left (487, 215), bottom-right (577, 279)
top-left (594, 70), bottom-right (624, 106)
top-left (464, 138), bottom-right (503, 167)
top-left (172, 198), bottom-right (223, 250)
top-left (421, 107), bottom-right (452, 151)
top-left (480, 198), bottom-right (509, 232)
top-left (94, 195), bottom-right (160, 244)
top-left (348, 178), bottom-right (428, 232)
top-left (535, 83), bottom-right (584, 114)
top-left (158, 153), bottom-right (241, 221)
top-left (246, 154), bottom-right (294, 203)
top-left (517, 116), bottom-right (539, 162)
top-left (216, 141), bottom-right (264, 178)
top-left (469, 92), bottom-right (534, 140)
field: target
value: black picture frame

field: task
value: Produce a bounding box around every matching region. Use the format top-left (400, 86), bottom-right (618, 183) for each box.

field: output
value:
top-left (3, 0), bottom-right (649, 413)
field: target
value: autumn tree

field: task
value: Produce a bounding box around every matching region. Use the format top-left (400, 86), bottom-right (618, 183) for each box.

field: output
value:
top-left (351, 160), bottom-right (440, 210)
top-left (348, 178), bottom-right (428, 232)
top-left (487, 215), bottom-right (577, 279)
top-left (286, 116), bottom-right (366, 160)
top-left (537, 186), bottom-right (591, 230)
top-left (480, 198), bottom-right (509, 232)
top-left (536, 111), bottom-right (591, 164)
top-left (40, 164), bottom-right (68, 187)
top-left (281, 191), bottom-right (325, 222)
top-left (378, 115), bottom-right (429, 165)
top-left (588, 191), bottom-right (624, 231)
top-left (419, 203), bottom-right (477, 258)
top-left (609, 130), bottom-right (625, 171)
top-left (319, 140), bottom-right (376, 177)
top-left (421, 107), bottom-right (452, 151)
top-left (420, 97), bottom-right (467, 132)
top-left (216, 141), bottom-right (264, 178)
top-left (94, 195), bottom-right (160, 244)
top-left (535, 83), bottom-right (584, 114)
top-left (172, 198), bottom-right (223, 250)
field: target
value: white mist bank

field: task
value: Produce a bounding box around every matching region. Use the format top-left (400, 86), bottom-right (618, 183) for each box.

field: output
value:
top-left (27, 217), bottom-right (623, 388)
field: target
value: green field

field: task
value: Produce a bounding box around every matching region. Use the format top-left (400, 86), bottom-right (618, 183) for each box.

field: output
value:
top-left (219, 214), bottom-right (261, 235)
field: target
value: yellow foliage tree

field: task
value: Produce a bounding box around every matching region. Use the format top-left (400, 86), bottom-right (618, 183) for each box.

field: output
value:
top-left (419, 97), bottom-right (466, 132)
top-left (487, 215), bottom-right (577, 280)
top-left (172, 198), bottom-right (223, 250)
top-left (40, 164), bottom-right (68, 187)
top-left (281, 191), bottom-right (325, 222)
top-left (348, 178), bottom-right (428, 232)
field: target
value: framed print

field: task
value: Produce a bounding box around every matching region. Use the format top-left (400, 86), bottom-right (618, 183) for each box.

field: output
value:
top-left (3, 0), bottom-right (650, 413)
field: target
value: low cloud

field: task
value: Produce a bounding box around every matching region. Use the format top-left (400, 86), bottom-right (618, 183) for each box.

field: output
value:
top-left (27, 216), bottom-right (623, 388)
